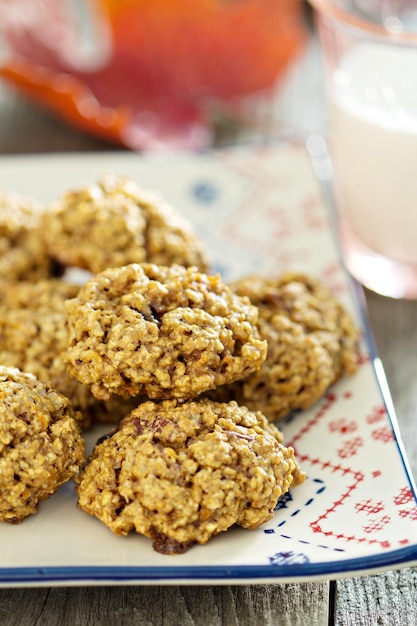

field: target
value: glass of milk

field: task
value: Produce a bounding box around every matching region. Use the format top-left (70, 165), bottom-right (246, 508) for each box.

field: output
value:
top-left (309, 0), bottom-right (417, 299)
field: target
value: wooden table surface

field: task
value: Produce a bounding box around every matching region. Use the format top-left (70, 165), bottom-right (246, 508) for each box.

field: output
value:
top-left (0, 13), bottom-right (416, 626)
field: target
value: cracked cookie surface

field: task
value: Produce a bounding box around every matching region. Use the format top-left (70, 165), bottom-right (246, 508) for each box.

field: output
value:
top-left (64, 263), bottom-right (267, 401)
top-left (75, 398), bottom-right (303, 554)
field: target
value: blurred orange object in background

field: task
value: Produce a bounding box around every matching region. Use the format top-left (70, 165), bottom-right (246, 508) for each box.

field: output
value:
top-left (0, 0), bottom-right (306, 150)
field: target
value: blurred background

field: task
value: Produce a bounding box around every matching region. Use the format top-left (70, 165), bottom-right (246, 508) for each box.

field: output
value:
top-left (0, 0), bottom-right (324, 153)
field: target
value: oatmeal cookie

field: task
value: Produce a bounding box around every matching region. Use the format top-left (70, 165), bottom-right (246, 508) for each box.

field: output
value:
top-left (0, 189), bottom-right (58, 285)
top-left (0, 279), bottom-right (138, 429)
top-left (210, 272), bottom-right (360, 421)
top-left (40, 175), bottom-right (208, 274)
top-left (75, 398), bottom-right (303, 554)
top-left (0, 366), bottom-right (85, 523)
top-left (64, 263), bottom-right (267, 401)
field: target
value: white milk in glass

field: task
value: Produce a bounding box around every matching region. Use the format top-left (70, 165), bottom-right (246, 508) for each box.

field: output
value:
top-left (329, 43), bottom-right (417, 265)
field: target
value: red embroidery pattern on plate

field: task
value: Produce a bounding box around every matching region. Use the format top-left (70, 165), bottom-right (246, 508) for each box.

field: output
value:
top-left (283, 366), bottom-right (414, 551)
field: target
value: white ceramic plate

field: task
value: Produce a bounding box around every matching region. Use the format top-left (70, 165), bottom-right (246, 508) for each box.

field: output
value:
top-left (0, 143), bottom-right (416, 587)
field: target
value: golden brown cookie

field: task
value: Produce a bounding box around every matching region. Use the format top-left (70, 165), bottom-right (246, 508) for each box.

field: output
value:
top-left (210, 272), bottom-right (361, 421)
top-left (0, 189), bottom-right (59, 286)
top-left (75, 398), bottom-right (303, 554)
top-left (40, 174), bottom-right (209, 274)
top-left (0, 366), bottom-right (85, 523)
top-left (0, 279), bottom-right (138, 429)
top-left (64, 263), bottom-right (267, 401)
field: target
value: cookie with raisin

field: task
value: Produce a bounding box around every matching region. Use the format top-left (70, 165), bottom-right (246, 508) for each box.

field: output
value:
top-left (64, 263), bottom-right (267, 401)
top-left (75, 398), bottom-right (303, 554)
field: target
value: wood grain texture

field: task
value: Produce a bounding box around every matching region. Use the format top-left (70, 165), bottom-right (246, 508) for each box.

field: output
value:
top-left (335, 568), bottom-right (417, 626)
top-left (0, 584), bottom-right (329, 626)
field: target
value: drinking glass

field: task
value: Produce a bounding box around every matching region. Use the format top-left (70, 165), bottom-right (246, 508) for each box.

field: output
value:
top-left (309, 0), bottom-right (417, 299)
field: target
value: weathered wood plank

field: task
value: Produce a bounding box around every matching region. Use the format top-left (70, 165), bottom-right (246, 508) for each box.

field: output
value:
top-left (0, 583), bottom-right (329, 626)
top-left (335, 568), bottom-right (417, 626)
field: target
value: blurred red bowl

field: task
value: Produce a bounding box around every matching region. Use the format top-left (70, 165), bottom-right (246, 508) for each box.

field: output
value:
top-left (0, 0), bottom-right (307, 150)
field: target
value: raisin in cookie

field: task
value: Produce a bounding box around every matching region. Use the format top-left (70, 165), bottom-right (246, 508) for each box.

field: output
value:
top-left (40, 175), bottom-right (208, 274)
top-left (75, 398), bottom-right (304, 554)
top-left (0, 366), bottom-right (85, 523)
top-left (210, 272), bottom-right (360, 421)
top-left (64, 263), bottom-right (267, 401)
